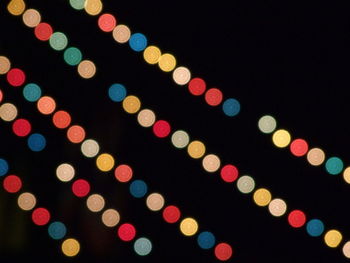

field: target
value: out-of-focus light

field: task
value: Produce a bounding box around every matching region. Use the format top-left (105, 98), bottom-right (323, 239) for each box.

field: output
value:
top-left (268, 198), bottom-right (287, 217)
top-left (220, 164), bottom-right (239, 183)
top-left (129, 180), bottom-right (148, 198)
top-left (49, 32), bottom-right (68, 51)
top-left (171, 130), bottom-right (190, 149)
top-left (81, 139), bottom-right (100, 158)
top-left (236, 175), bottom-right (255, 194)
top-left (34, 23), bottom-right (53, 41)
top-left (27, 133), bottom-right (46, 152)
top-left (172, 66), bottom-right (191, 85)
top-left (342, 241), bottom-right (350, 258)
top-left (253, 188), bottom-right (272, 207)
top-left (12, 118), bottom-right (31, 137)
top-left (137, 109), bottom-right (156, 128)
top-left (114, 164), bottom-right (133, 183)
top-left (214, 242), bottom-right (233, 261)
top-left (67, 125), bottom-right (86, 144)
top-left (17, 192), bottom-right (36, 211)
top-left (86, 194), bottom-right (105, 212)
top-left (7, 0), bottom-right (26, 16)
top-left (272, 129), bottom-right (291, 148)
top-left (152, 120), bottom-right (171, 138)
top-left (102, 209), bottom-right (120, 227)
top-left (290, 138), bottom-right (308, 157)
top-left (118, 223), bottom-right (136, 242)
top-left (143, 46), bottom-right (161, 64)
top-left (98, 13), bottom-right (117, 32)
top-left (61, 238), bottom-right (80, 257)
top-left (63, 47), bottom-right (82, 66)
top-left (180, 218), bottom-right (198, 236)
top-left (6, 68), bottom-right (26, 87)
top-left (84, 0), bottom-right (103, 16)
top-left (3, 175), bottom-right (22, 193)
top-left (37, 96), bottom-right (56, 115)
top-left (306, 148), bottom-right (325, 166)
top-left (325, 157), bottom-right (343, 175)
top-left (69, 0), bottom-right (85, 10)
top-left (197, 231), bottom-right (216, 249)
top-left (96, 153), bottom-right (115, 172)
top-left (77, 60), bottom-right (96, 79)
top-left (23, 83), bottom-right (42, 102)
top-left (202, 154), bottom-right (221, 173)
top-left (122, 95), bottom-right (141, 114)
top-left (162, 205), bottom-right (181, 223)
top-left (146, 193), bottom-right (165, 211)
top-left (288, 210), bottom-right (306, 228)
top-left (306, 219), bottom-right (324, 237)
top-left (56, 163), bottom-right (75, 182)
top-left (53, 110), bottom-right (72, 129)
top-left (258, 115), bottom-right (277, 134)
top-left (343, 167), bottom-right (350, 184)
top-left (134, 237), bottom-right (152, 256)
top-left (324, 229), bottom-right (342, 248)
top-left (32, 207), bottom-right (51, 226)
top-left (108, 83), bottom-right (127, 102)
top-left (205, 88), bottom-right (223, 106)
top-left (0, 56), bottom-right (11, 75)
top-left (129, 33), bottom-right (147, 52)
top-left (188, 77), bottom-right (206, 96)
top-left (112, 24), bottom-right (131, 43)
top-left (48, 221), bottom-right (67, 240)
top-left (158, 53), bottom-right (176, 72)
top-left (187, 140), bottom-right (206, 159)
top-left (72, 179), bottom-right (90, 197)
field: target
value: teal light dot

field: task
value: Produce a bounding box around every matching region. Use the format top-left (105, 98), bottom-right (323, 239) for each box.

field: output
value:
top-left (306, 219), bottom-right (324, 237)
top-left (325, 157), bottom-right (343, 175)
top-left (134, 237), bottom-right (152, 256)
top-left (49, 32), bottom-right (68, 51)
top-left (48, 221), bottom-right (67, 240)
top-left (69, 0), bottom-right (85, 10)
top-left (0, 158), bottom-right (9, 177)
top-left (23, 83), bottom-right (42, 102)
top-left (63, 47), bottom-right (82, 66)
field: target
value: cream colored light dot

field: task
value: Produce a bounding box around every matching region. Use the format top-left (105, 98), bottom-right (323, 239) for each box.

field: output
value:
top-left (143, 46), bottom-right (161, 65)
top-left (56, 163), bottom-right (75, 182)
top-left (158, 53), bottom-right (176, 72)
top-left (7, 0), bottom-right (26, 16)
top-left (342, 241), bottom-right (350, 258)
top-left (61, 238), bottom-right (80, 257)
top-left (172, 66), bottom-right (191, 85)
top-left (86, 194), bottom-right (105, 212)
top-left (187, 140), bottom-right (206, 159)
top-left (202, 154), bottom-right (221, 172)
top-left (17, 192), bottom-right (36, 211)
top-left (307, 148), bottom-right (325, 166)
top-left (102, 209), bottom-right (120, 227)
top-left (324, 229), bottom-right (342, 248)
top-left (84, 0), bottom-right (103, 16)
top-left (146, 193), bottom-right (165, 211)
top-left (112, 24), bottom-right (131, 43)
top-left (253, 188), bottom-right (272, 207)
top-left (137, 109), bottom-right (156, 127)
top-left (81, 139), bottom-right (100, 158)
top-left (258, 115), bottom-right (277, 134)
top-left (171, 130), bottom-right (190, 149)
top-left (180, 217), bottom-right (198, 236)
top-left (272, 129), bottom-right (291, 148)
top-left (0, 103), bottom-right (18, 122)
top-left (343, 167), bottom-right (350, 184)
top-left (22, 9), bottom-right (41, 27)
top-left (77, 60), bottom-right (96, 79)
top-left (268, 198), bottom-right (287, 216)
top-left (0, 56), bottom-right (11, 74)
top-left (237, 175), bottom-right (255, 194)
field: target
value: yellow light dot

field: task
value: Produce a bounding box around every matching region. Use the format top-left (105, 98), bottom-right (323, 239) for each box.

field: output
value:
top-left (343, 167), bottom-right (350, 184)
top-left (137, 109), bottom-right (156, 127)
top-left (253, 188), bottom-right (272, 207)
top-left (306, 148), bottom-right (325, 166)
top-left (146, 193), bottom-right (165, 211)
top-left (61, 238), bottom-right (80, 257)
top-left (86, 194), bottom-right (105, 212)
top-left (84, 0), bottom-right (103, 16)
top-left (237, 175), bottom-right (255, 194)
top-left (158, 53), bottom-right (176, 72)
top-left (324, 230), bottom-right (342, 248)
top-left (187, 140), bottom-right (206, 159)
top-left (56, 163), bottom-right (75, 182)
top-left (202, 154), bottom-right (221, 172)
top-left (81, 139), bottom-right (100, 158)
top-left (122, 95), bottom-right (141, 114)
top-left (172, 66), bottom-right (191, 85)
top-left (258, 115), bottom-right (277, 134)
top-left (7, 0), bottom-right (26, 16)
top-left (96, 153), bottom-right (115, 172)
top-left (272, 129), bottom-right (291, 148)
top-left (77, 60), bottom-right (96, 79)
top-left (342, 241), bottom-right (350, 258)
top-left (0, 56), bottom-right (11, 75)
top-left (22, 9), bottom-right (41, 28)
top-left (17, 192), bottom-right (36, 211)
top-left (112, 24), bottom-right (131, 43)
top-left (0, 103), bottom-right (18, 122)
top-left (268, 198), bottom-right (287, 217)
top-left (180, 218), bottom-right (198, 236)
top-left (143, 46), bottom-right (161, 65)
top-left (102, 209), bottom-right (120, 227)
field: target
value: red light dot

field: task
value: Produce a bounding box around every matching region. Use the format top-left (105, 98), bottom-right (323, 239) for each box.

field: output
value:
top-left (12, 118), bottom-right (32, 137)
top-left (6, 68), bottom-right (26, 87)
top-left (152, 120), bottom-right (171, 138)
top-left (205, 88), bottom-right (223, 106)
top-left (215, 243), bottom-right (233, 261)
top-left (288, 210), bottom-right (306, 228)
top-left (290, 139), bottom-right (309, 157)
top-left (220, 164), bottom-right (239, 183)
top-left (0, 90), bottom-right (3, 103)
top-left (188, 77), bottom-right (206, 96)
top-left (118, 223), bottom-right (136, 242)
top-left (72, 179), bottom-right (90, 197)
top-left (162, 205), bottom-right (181, 223)
top-left (34, 23), bottom-right (53, 41)
top-left (114, 164), bottom-right (133, 183)
top-left (3, 175), bottom-right (22, 193)
top-left (32, 207), bottom-right (50, 226)
top-left (98, 13), bottom-right (117, 32)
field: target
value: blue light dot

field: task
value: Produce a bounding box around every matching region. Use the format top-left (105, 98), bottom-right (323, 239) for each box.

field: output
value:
top-left (306, 219), bottom-right (324, 237)
top-left (325, 157), bottom-right (343, 175)
top-left (197, 231), bottom-right (216, 249)
top-left (129, 180), bottom-right (148, 198)
top-left (0, 158), bottom-right (9, 177)
top-left (23, 83), bottom-right (42, 102)
top-left (222, 98), bottom-right (240, 117)
top-left (48, 221), bottom-right (67, 240)
top-left (27, 133), bottom-right (46, 152)
top-left (134, 237), bottom-right (152, 256)
top-left (129, 33), bottom-right (147, 52)
top-left (108, 84), bottom-right (127, 102)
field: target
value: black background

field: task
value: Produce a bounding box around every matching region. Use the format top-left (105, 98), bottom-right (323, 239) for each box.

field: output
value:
top-left (1, 1), bottom-right (350, 262)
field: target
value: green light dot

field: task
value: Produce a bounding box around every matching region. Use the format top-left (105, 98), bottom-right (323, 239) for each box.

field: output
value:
top-left (49, 32), bottom-right (68, 51)
top-left (64, 47), bottom-right (82, 66)
top-left (325, 157), bottom-right (344, 175)
top-left (69, 0), bottom-right (85, 10)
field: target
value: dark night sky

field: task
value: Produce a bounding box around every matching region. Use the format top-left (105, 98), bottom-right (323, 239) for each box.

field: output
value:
top-left (1, 1), bottom-right (350, 262)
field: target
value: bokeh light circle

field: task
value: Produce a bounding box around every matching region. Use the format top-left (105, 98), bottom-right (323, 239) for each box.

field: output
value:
top-left (205, 88), bottom-right (223, 106)
top-left (0, 56), bottom-right (11, 75)
top-left (162, 205), bottom-right (181, 223)
top-left (290, 139), bottom-right (309, 157)
top-left (134, 237), bottom-right (152, 256)
top-left (272, 129), bottom-right (291, 148)
top-left (118, 223), bottom-right (136, 241)
top-left (48, 221), bottom-right (67, 240)
top-left (6, 68), bottom-right (26, 87)
top-left (237, 175), bottom-right (255, 194)
top-left (288, 210), bottom-right (306, 228)
top-left (53, 111), bottom-right (71, 129)
top-left (108, 83), bottom-right (127, 102)
top-left (27, 133), bottom-right (46, 152)
top-left (129, 180), bottom-right (148, 198)
top-left (86, 194), bottom-right (105, 212)
top-left (61, 238), bottom-right (80, 257)
top-left (96, 153), bottom-right (115, 172)
top-left (37, 96), bottom-right (56, 115)
top-left (143, 46), bottom-right (161, 65)
top-left (3, 175), bottom-right (22, 193)
top-left (98, 13), bottom-right (117, 32)
top-left (188, 77), bottom-right (206, 96)
top-left (23, 83), bottom-right (42, 102)
top-left (222, 98), bottom-right (240, 117)
top-left (258, 115), bottom-right (277, 134)
top-left (129, 33), bottom-right (147, 52)
top-left (63, 47), bottom-right (82, 66)
top-left (220, 164), bottom-right (239, 183)
top-left (152, 120), bottom-right (171, 138)
top-left (171, 130), bottom-right (190, 149)
top-left (202, 154), bottom-right (221, 172)
top-left (268, 198), bottom-right (287, 217)
top-left (114, 164), bottom-right (133, 183)
top-left (84, 0), bottom-right (103, 16)
top-left (122, 95), bottom-right (141, 114)
top-left (17, 192), bottom-right (36, 211)
top-left (102, 209), bottom-right (120, 227)
top-left (32, 207), bottom-right (50, 226)
top-left (146, 193), bottom-right (165, 211)
top-left (7, 0), bottom-right (26, 16)
top-left (72, 179), bottom-right (90, 197)
top-left (67, 125), bottom-right (86, 143)
top-left (197, 231), bottom-right (216, 249)
top-left (214, 243), bottom-right (233, 261)
top-left (0, 103), bottom-right (18, 122)
top-left (0, 159), bottom-right (9, 177)
top-left (56, 163), bottom-right (75, 182)
top-left (253, 188), bottom-right (272, 207)
top-left (112, 24), bottom-right (131, 43)
top-left (137, 109), bottom-right (156, 127)
top-left (12, 118), bottom-right (31, 137)
top-left (34, 23), bottom-right (53, 41)
top-left (172, 66), bottom-right (191, 85)
top-left (49, 32), bottom-right (68, 51)
top-left (187, 140), bottom-right (206, 159)
top-left (343, 167), bottom-right (350, 184)
top-left (180, 218), bottom-right (198, 236)
top-left (324, 229), bottom-right (342, 248)
top-left (77, 60), bottom-right (96, 79)
top-left (307, 148), bottom-right (325, 166)
top-left (81, 139), bottom-right (100, 158)
top-left (306, 219), bottom-right (324, 237)
top-left (22, 9), bottom-right (41, 28)
top-left (325, 157), bottom-right (343, 175)
top-left (158, 53), bottom-right (176, 72)
top-left (342, 241), bottom-right (350, 258)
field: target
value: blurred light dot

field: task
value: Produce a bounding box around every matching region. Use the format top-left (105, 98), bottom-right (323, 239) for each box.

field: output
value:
top-left (237, 175), bottom-right (255, 194)
top-left (158, 53), bottom-right (176, 72)
top-left (324, 230), bottom-right (342, 248)
top-left (288, 210), bottom-right (306, 228)
top-left (129, 33), bottom-right (147, 52)
top-left (187, 140), bottom-right (206, 159)
top-left (49, 32), bottom-right (68, 51)
top-left (197, 231), bottom-right (216, 250)
top-left (307, 148), bottom-right (325, 166)
top-left (146, 193), bottom-right (165, 211)
top-left (12, 118), bottom-right (31, 137)
top-left (78, 60), bottom-right (96, 79)
top-left (102, 209), bottom-right (120, 227)
top-left (0, 56), bottom-right (11, 75)
top-left (162, 205), bottom-right (181, 223)
top-left (137, 109), bottom-right (156, 127)
top-left (112, 24), bottom-right (131, 43)
top-left (171, 130), bottom-right (190, 149)
top-left (69, 0), bottom-right (85, 10)
top-left (108, 83), bottom-right (127, 102)
top-left (290, 138), bottom-right (309, 157)
top-left (34, 23), bottom-right (53, 41)
top-left (23, 83), bottom-right (42, 102)
top-left (114, 164), bottom-right (133, 183)
top-left (48, 221), bottom-right (67, 240)
top-left (325, 157), bottom-right (343, 175)
top-left (134, 237), bottom-right (152, 256)
top-left (72, 179), bottom-right (90, 197)
top-left (205, 88), bottom-right (223, 106)
top-left (223, 98), bottom-right (240, 117)
top-left (27, 133), bottom-right (46, 152)
top-left (258, 115), bottom-right (277, 134)
top-left (84, 0), bottom-right (103, 16)
top-left (32, 207), bottom-right (50, 226)
top-left (268, 198), bottom-right (287, 217)
top-left (118, 223), bottom-right (136, 242)
top-left (202, 154), bottom-right (221, 172)
top-left (37, 96), bottom-right (56, 115)
top-left (53, 110), bottom-right (71, 129)
top-left (17, 192), bottom-right (36, 211)
top-left (64, 47), bottom-right (82, 66)
top-left (272, 129), bottom-right (291, 148)
top-left (81, 139), bottom-right (100, 158)
top-left (306, 219), bottom-right (324, 237)
top-left (343, 167), bottom-right (350, 184)
top-left (253, 188), bottom-right (272, 207)
top-left (180, 218), bottom-right (198, 236)
top-left (143, 46), bottom-right (161, 64)
top-left (188, 77), bottom-right (206, 96)
top-left (130, 180), bottom-right (148, 198)
top-left (122, 95), bottom-right (141, 114)
top-left (3, 175), bottom-right (22, 193)
top-left (7, 0), bottom-right (26, 16)
top-left (61, 238), bottom-right (80, 257)
top-left (56, 163), bottom-right (75, 182)
top-left (67, 125), bottom-right (86, 144)
top-left (96, 153), bottom-right (115, 172)
top-left (173, 66), bottom-right (191, 85)
top-left (342, 241), bottom-right (350, 258)
top-left (22, 9), bottom-right (41, 27)
top-left (6, 68), bottom-right (26, 87)
top-left (0, 90), bottom-right (3, 103)
top-left (215, 243), bottom-right (233, 261)
top-left (98, 13), bottom-right (116, 32)
top-left (220, 164), bottom-right (239, 183)
top-left (0, 159), bottom-right (9, 177)
top-left (0, 103), bottom-right (18, 122)
top-left (86, 194), bottom-right (105, 212)
top-left (153, 120), bottom-right (171, 138)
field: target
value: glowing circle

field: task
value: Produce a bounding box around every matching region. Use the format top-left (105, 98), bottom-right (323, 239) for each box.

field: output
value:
top-left (188, 77), bottom-right (206, 96)
top-left (81, 139), bottom-right (100, 158)
top-left (0, 90), bottom-right (2, 103)
top-left (12, 118), bottom-right (31, 137)
top-left (343, 167), bottom-right (350, 184)
top-left (324, 230), bottom-right (342, 248)
top-left (48, 221), bottom-right (67, 240)
top-left (272, 129), bottom-right (291, 148)
top-left (118, 223), bottom-right (136, 241)
top-left (187, 140), bottom-right (206, 159)
top-left (137, 109), bottom-right (156, 127)
top-left (0, 56), bottom-right (11, 75)
top-left (129, 33), bottom-right (147, 52)
top-left (180, 218), bottom-right (198, 236)
top-left (172, 66), bottom-right (191, 85)
top-left (143, 46), bottom-right (161, 64)
top-left (146, 193), bottom-right (165, 211)
top-left (77, 60), bottom-right (96, 79)
top-left (61, 238), bottom-right (80, 257)
top-left (27, 133), bottom-right (46, 152)
top-left (64, 47), bottom-right (82, 66)
top-left (114, 164), bottom-right (133, 183)
top-left (69, 0), bottom-right (85, 10)
top-left (84, 0), bottom-right (103, 16)
top-left (129, 180), bottom-right (148, 198)
top-left (0, 159), bottom-right (9, 176)
top-left (197, 231), bottom-right (216, 249)
top-left (237, 175), bottom-right (255, 194)
top-left (258, 115), bottom-right (277, 134)
top-left (53, 111), bottom-right (71, 129)
top-left (307, 148), bottom-right (325, 166)
top-left (3, 175), bottom-right (22, 193)
top-left (109, 83), bottom-right (127, 102)
top-left (306, 219), bottom-right (324, 237)
top-left (37, 96), bottom-right (56, 115)
top-left (222, 98), bottom-right (240, 117)
top-left (288, 210), bottom-right (306, 228)
top-left (32, 207), bottom-right (50, 226)
top-left (205, 88), bottom-right (223, 106)
top-left (7, 0), bottom-right (26, 16)
top-left (86, 194), bottom-right (105, 212)
top-left (342, 241), bottom-right (350, 258)
top-left (122, 95), bottom-right (141, 114)
top-left (215, 243), bottom-right (233, 261)
top-left (162, 205), bottom-right (181, 223)
top-left (6, 68), bottom-right (26, 87)
top-left (268, 198), bottom-right (287, 217)
top-left (96, 153), bottom-right (115, 172)
top-left (56, 163), bottom-right (75, 182)
top-left (171, 130), bottom-right (190, 149)
top-left (290, 139), bottom-right (309, 157)
top-left (72, 179), bottom-right (90, 197)
top-left (22, 9), bottom-right (41, 28)
top-left (67, 125), bottom-right (86, 144)
top-left (98, 13), bottom-right (117, 32)
top-left (220, 164), bottom-right (239, 183)
top-left (49, 32), bottom-right (68, 51)
top-left (152, 120), bottom-right (171, 138)
top-left (158, 53), bottom-right (176, 72)
top-left (102, 209), bottom-right (120, 227)
top-left (325, 157), bottom-right (343, 175)
top-left (134, 237), bottom-right (152, 256)
top-left (0, 103), bottom-right (18, 122)
top-left (202, 154), bottom-right (221, 172)
top-left (34, 23), bottom-right (53, 41)
top-left (112, 24), bottom-right (131, 43)
top-left (253, 188), bottom-right (272, 207)
top-left (17, 192), bottom-right (36, 211)
top-left (23, 83), bottom-right (42, 102)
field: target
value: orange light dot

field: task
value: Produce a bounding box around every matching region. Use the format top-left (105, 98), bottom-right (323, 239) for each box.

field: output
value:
top-left (98, 13), bottom-right (117, 32)
top-left (67, 125), bottom-right (86, 143)
top-left (114, 164), bottom-right (133, 183)
top-left (37, 96), bottom-right (56, 115)
top-left (52, 110), bottom-right (71, 129)
top-left (205, 88), bottom-right (223, 106)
